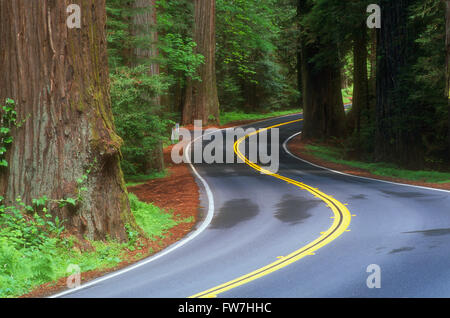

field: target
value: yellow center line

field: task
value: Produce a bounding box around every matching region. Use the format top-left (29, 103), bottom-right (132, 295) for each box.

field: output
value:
top-left (189, 119), bottom-right (352, 298)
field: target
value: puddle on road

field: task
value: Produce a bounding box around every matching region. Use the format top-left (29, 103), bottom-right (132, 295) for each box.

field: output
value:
top-left (274, 194), bottom-right (319, 225)
top-left (349, 194), bottom-right (368, 200)
top-left (210, 199), bottom-right (259, 229)
top-left (403, 228), bottom-right (450, 237)
top-left (389, 247), bottom-right (415, 254)
top-left (380, 190), bottom-right (429, 199)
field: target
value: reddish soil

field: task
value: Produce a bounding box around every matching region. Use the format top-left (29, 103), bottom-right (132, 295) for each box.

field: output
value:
top-left (288, 135), bottom-right (450, 191)
top-left (21, 143), bottom-right (201, 298)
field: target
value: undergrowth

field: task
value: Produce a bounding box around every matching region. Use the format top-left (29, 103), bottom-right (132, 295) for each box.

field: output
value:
top-left (305, 144), bottom-right (450, 184)
top-left (0, 193), bottom-right (190, 298)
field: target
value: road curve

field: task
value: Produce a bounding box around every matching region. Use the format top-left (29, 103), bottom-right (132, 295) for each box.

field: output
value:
top-left (57, 114), bottom-right (450, 298)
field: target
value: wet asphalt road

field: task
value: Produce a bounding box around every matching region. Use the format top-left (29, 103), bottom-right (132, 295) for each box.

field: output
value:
top-left (59, 114), bottom-right (450, 298)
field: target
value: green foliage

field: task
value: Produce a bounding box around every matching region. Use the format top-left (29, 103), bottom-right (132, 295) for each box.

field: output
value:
top-left (129, 193), bottom-right (178, 240)
top-left (0, 196), bottom-right (68, 297)
top-left (216, 0), bottom-right (299, 111)
top-left (110, 66), bottom-right (173, 177)
top-left (0, 191), bottom-right (186, 297)
top-left (0, 99), bottom-right (19, 167)
top-left (159, 33), bottom-right (205, 83)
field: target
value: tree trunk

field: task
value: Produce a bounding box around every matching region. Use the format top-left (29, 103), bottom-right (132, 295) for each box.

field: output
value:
top-left (0, 0), bottom-right (134, 241)
top-left (182, 0), bottom-right (220, 125)
top-left (375, 0), bottom-right (419, 166)
top-left (351, 23), bottom-right (369, 135)
top-left (132, 0), bottom-right (164, 173)
top-left (446, 0), bottom-right (450, 156)
top-left (298, 1), bottom-right (346, 140)
top-left (296, 0), bottom-right (303, 109)
top-left (368, 28), bottom-right (377, 119)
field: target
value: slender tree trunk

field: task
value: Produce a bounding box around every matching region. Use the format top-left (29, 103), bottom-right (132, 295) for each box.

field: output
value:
top-left (132, 0), bottom-right (164, 173)
top-left (0, 0), bottom-right (134, 241)
top-left (182, 0), bottom-right (220, 125)
top-left (368, 28), bottom-right (377, 122)
top-left (352, 23), bottom-right (369, 135)
top-left (296, 0), bottom-right (303, 109)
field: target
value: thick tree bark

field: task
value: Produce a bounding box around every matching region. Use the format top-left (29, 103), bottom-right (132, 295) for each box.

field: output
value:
top-left (300, 58), bottom-right (346, 140)
top-left (182, 0), bottom-right (220, 125)
top-left (132, 0), bottom-right (164, 173)
top-left (298, 1), bottom-right (346, 140)
top-left (375, 0), bottom-right (418, 166)
top-left (0, 0), bottom-right (134, 241)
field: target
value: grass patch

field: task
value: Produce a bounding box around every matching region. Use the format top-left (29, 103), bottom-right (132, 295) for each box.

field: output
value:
top-left (129, 193), bottom-right (186, 240)
top-left (0, 192), bottom-right (189, 298)
top-left (125, 169), bottom-right (169, 187)
top-left (220, 109), bottom-right (301, 126)
top-left (305, 144), bottom-right (450, 184)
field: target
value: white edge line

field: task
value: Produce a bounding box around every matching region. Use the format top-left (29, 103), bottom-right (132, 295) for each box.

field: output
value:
top-left (282, 131), bottom-right (450, 194)
top-left (50, 129), bottom-right (222, 298)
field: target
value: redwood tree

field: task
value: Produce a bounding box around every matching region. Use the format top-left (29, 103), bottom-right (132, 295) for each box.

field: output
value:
top-left (446, 0), bottom-right (450, 154)
top-left (182, 0), bottom-right (220, 125)
top-left (375, 0), bottom-right (419, 166)
top-left (351, 22), bottom-right (370, 135)
top-left (132, 0), bottom-right (164, 173)
top-left (0, 0), bottom-right (135, 241)
top-left (298, 0), bottom-right (346, 140)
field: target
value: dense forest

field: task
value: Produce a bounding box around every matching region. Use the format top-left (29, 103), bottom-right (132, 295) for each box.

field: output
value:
top-left (0, 0), bottom-right (449, 297)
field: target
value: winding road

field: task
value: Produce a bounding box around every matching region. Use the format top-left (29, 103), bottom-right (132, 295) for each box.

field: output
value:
top-left (55, 114), bottom-right (450, 298)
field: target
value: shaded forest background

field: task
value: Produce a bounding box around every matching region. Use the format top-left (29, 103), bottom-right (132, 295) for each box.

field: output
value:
top-left (107, 0), bottom-right (450, 179)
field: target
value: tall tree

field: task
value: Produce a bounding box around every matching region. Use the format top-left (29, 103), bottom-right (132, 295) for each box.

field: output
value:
top-left (446, 0), bottom-right (450, 155)
top-left (375, 0), bottom-right (419, 166)
top-left (132, 0), bottom-right (164, 173)
top-left (0, 0), bottom-right (134, 241)
top-left (182, 0), bottom-right (220, 125)
top-left (298, 0), bottom-right (346, 140)
top-left (351, 22), bottom-right (369, 135)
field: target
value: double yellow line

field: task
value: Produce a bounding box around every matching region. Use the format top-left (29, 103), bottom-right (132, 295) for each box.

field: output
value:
top-left (190, 119), bottom-right (352, 298)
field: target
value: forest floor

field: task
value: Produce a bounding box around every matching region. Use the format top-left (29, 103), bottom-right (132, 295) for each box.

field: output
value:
top-left (287, 135), bottom-right (450, 191)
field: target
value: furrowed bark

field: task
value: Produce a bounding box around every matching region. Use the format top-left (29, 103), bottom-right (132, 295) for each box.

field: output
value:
top-left (0, 0), bottom-right (134, 241)
top-left (298, 0), bottom-right (346, 141)
top-left (375, 0), bottom-right (419, 166)
top-left (182, 0), bottom-right (220, 125)
top-left (132, 0), bottom-right (164, 173)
